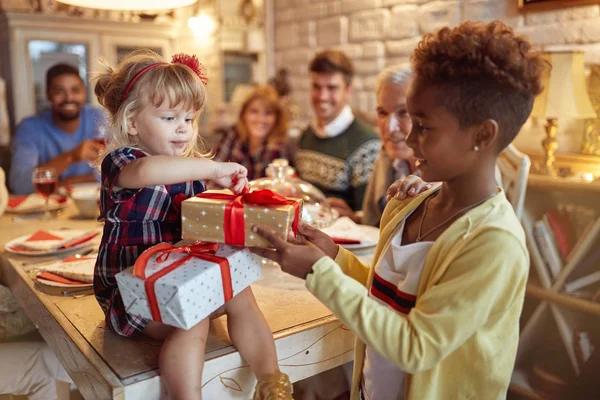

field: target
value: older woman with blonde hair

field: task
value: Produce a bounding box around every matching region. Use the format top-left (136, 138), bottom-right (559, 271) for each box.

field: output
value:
top-left (213, 85), bottom-right (290, 180)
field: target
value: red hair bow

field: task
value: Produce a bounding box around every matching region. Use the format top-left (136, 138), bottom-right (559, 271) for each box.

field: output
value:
top-left (171, 53), bottom-right (208, 86)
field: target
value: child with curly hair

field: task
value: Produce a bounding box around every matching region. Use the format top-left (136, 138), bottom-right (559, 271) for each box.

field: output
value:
top-left (93, 50), bottom-right (292, 400)
top-left (252, 20), bottom-right (549, 400)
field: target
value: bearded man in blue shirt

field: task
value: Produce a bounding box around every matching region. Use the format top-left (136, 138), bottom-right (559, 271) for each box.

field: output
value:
top-left (10, 63), bottom-right (105, 194)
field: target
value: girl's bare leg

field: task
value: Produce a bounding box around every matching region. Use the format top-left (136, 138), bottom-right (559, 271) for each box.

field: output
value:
top-left (144, 319), bottom-right (210, 400)
top-left (224, 287), bottom-right (279, 380)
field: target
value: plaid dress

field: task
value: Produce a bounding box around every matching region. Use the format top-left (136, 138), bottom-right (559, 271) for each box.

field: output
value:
top-left (94, 147), bottom-right (205, 337)
top-left (213, 127), bottom-right (290, 181)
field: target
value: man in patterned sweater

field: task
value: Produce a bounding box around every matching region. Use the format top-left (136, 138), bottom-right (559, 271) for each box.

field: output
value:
top-left (295, 50), bottom-right (381, 212)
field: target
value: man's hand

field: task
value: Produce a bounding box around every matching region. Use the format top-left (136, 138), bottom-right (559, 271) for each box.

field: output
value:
top-left (70, 139), bottom-right (105, 163)
top-left (386, 175), bottom-right (434, 202)
top-left (327, 197), bottom-right (360, 223)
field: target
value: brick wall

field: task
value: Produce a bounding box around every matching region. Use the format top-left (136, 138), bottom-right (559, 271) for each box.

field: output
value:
top-left (274, 0), bottom-right (600, 153)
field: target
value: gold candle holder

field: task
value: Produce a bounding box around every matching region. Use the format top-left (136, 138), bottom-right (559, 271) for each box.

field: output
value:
top-left (541, 118), bottom-right (559, 176)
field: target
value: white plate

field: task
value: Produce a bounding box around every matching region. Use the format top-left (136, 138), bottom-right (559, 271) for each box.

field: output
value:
top-left (7, 195), bottom-right (70, 214)
top-left (4, 230), bottom-right (96, 257)
top-left (341, 225), bottom-right (380, 251)
top-left (35, 278), bottom-right (93, 289)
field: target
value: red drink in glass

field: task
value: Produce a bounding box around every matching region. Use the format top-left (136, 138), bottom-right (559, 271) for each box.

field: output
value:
top-left (33, 179), bottom-right (58, 197)
top-left (31, 167), bottom-right (58, 219)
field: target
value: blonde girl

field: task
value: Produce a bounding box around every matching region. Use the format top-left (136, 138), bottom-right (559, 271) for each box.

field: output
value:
top-left (93, 50), bottom-right (292, 400)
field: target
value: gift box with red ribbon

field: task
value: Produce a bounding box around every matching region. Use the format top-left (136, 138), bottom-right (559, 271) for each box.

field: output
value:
top-left (116, 241), bottom-right (262, 329)
top-left (181, 189), bottom-right (303, 248)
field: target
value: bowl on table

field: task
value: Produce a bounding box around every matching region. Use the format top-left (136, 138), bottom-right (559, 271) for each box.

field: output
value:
top-left (67, 183), bottom-right (100, 219)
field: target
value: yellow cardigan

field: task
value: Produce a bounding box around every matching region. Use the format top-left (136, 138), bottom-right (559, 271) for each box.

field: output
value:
top-left (306, 188), bottom-right (529, 400)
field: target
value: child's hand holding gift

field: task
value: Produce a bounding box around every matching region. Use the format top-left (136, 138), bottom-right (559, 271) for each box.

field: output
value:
top-left (294, 222), bottom-right (339, 259)
top-left (251, 221), bottom-right (338, 280)
top-left (212, 162), bottom-right (249, 194)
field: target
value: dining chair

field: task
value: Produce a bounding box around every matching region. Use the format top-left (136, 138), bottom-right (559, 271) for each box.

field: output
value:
top-left (496, 144), bottom-right (531, 220)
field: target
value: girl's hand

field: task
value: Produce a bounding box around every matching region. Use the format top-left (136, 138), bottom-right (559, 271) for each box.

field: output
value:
top-left (386, 175), bottom-right (433, 202)
top-left (291, 221), bottom-right (339, 259)
top-left (251, 224), bottom-right (328, 280)
top-left (213, 162), bottom-right (249, 194)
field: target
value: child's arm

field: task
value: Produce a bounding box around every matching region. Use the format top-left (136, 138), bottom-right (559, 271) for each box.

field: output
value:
top-left (305, 229), bottom-right (528, 373)
top-left (334, 247), bottom-right (370, 286)
top-left (117, 156), bottom-right (248, 193)
top-left (295, 223), bottom-right (371, 286)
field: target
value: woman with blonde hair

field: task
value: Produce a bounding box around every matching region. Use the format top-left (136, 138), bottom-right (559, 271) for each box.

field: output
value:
top-left (214, 85), bottom-right (290, 181)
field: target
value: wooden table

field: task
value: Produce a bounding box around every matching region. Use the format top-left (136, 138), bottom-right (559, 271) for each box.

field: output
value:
top-left (0, 205), bottom-right (372, 399)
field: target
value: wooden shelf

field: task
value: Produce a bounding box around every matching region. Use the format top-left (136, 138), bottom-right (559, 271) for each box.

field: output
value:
top-left (518, 172), bottom-right (600, 382)
top-left (528, 174), bottom-right (600, 193)
top-left (509, 368), bottom-right (543, 400)
top-left (524, 151), bottom-right (600, 178)
top-left (526, 284), bottom-right (600, 317)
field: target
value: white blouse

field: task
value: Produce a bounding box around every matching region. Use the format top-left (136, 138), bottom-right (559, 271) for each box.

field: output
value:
top-left (361, 220), bottom-right (434, 400)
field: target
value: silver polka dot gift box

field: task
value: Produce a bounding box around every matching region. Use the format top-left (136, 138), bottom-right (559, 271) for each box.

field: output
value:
top-left (116, 241), bottom-right (262, 330)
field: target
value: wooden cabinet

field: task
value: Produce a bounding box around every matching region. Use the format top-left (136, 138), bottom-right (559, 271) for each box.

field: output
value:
top-left (509, 172), bottom-right (600, 399)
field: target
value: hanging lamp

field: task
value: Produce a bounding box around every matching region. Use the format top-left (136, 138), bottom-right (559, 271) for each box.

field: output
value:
top-left (56, 0), bottom-right (197, 11)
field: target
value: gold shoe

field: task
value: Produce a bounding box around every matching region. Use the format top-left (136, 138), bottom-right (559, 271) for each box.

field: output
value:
top-left (253, 371), bottom-right (293, 400)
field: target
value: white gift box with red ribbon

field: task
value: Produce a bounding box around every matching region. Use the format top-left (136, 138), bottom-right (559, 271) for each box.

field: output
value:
top-left (116, 242), bottom-right (262, 330)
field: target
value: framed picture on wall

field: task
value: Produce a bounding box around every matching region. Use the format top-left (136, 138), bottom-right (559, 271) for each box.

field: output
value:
top-left (519, 0), bottom-right (600, 11)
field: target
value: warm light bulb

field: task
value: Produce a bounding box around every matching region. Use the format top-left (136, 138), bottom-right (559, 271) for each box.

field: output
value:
top-left (188, 14), bottom-right (216, 37)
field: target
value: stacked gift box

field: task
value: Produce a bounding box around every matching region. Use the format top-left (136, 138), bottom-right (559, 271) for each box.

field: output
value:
top-left (116, 189), bottom-right (303, 329)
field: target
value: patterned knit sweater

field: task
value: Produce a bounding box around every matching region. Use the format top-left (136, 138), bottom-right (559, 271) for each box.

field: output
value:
top-left (294, 119), bottom-right (381, 210)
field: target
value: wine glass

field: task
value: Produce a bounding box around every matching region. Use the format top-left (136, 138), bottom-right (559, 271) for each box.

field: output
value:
top-left (32, 167), bottom-right (58, 219)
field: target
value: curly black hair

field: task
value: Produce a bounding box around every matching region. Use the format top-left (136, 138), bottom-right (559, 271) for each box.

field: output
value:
top-left (411, 20), bottom-right (550, 150)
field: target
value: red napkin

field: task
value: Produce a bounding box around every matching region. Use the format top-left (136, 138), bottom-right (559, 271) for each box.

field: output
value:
top-left (8, 196), bottom-right (28, 209)
top-left (37, 272), bottom-right (88, 285)
top-left (62, 255), bottom-right (95, 263)
top-left (61, 232), bottom-right (99, 249)
top-left (26, 230), bottom-right (63, 241)
top-left (331, 237), bottom-right (361, 245)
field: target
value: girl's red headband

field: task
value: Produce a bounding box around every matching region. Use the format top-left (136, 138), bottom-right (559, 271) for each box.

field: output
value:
top-left (119, 53), bottom-right (208, 108)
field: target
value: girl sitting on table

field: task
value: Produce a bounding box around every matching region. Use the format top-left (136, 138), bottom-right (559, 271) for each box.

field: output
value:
top-left (252, 20), bottom-right (549, 400)
top-left (213, 85), bottom-right (290, 182)
top-left (93, 50), bottom-right (292, 400)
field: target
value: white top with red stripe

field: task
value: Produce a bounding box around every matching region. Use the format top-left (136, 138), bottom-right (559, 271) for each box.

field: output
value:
top-left (361, 220), bottom-right (433, 400)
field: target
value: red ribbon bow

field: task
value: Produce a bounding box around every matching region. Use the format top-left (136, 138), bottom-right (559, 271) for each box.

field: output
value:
top-left (133, 241), bottom-right (232, 323)
top-left (195, 189), bottom-right (300, 246)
